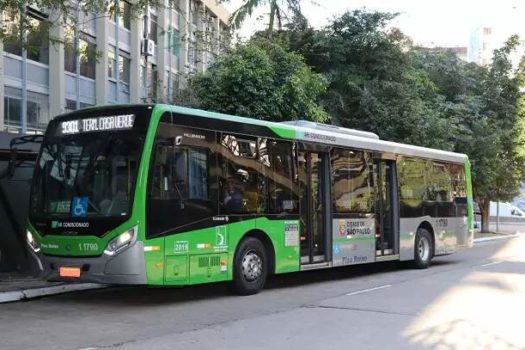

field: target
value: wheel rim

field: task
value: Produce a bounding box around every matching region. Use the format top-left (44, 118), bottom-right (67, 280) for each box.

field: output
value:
top-left (418, 236), bottom-right (430, 262)
top-left (241, 249), bottom-right (263, 281)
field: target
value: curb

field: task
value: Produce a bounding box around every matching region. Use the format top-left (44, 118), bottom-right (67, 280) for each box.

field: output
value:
top-left (474, 233), bottom-right (521, 244)
top-left (0, 283), bottom-right (107, 304)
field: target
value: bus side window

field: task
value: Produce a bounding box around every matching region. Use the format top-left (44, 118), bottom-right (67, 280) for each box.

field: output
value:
top-left (147, 124), bottom-right (216, 237)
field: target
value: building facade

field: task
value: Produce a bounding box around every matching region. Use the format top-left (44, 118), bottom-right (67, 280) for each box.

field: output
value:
top-left (0, 0), bottom-right (230, 134)
top-left (468, 26), bottom-right (494, 66)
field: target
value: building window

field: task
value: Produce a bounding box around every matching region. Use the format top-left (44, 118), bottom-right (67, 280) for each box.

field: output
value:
top-left (116, 0), bottom-right (131, 29)
top-left (3, 9), bottom-right (49, 65)
top-left (190, 0), bottom-right (199, 26)
top-left (65, 33), bottom-right (96, 80)
top-left (4, 87), bottom-right (49, 131)
top-left (148, 64), bottom-right (158, 101)
top-left (65, 99), bottom-right (94, 112)
top-left (4, 96), bottom-right (22, 129)
top-left (149, 13), bottom-right (158, 42)
top-left (167, 27), bottom-right (181, 56)
top-left (167, 72), bottom-right (180, 101)
top-left (188, 43), bottom-right (195, 68)
top-left (108, 46), bottom-right (117, 79)
top-left (79, 37), bottom-right (96, 79)
top-left (118, 53), bottom-right (131, 92)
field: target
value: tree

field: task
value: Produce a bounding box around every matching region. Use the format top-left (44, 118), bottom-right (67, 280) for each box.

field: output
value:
top-left (271, 10), bottom-right (525, 232)
top-left (189, 39), bottom-right (328, 122)
top-left (1, 0), bottom-right (159, 44)
top-left (225, 0), bottom-right (306, 35)
top-left (465, 36), bottom-right (525, 232)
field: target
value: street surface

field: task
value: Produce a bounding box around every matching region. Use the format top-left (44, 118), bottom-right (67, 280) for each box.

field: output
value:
top-left (1, 236), bottom-right (524, 350)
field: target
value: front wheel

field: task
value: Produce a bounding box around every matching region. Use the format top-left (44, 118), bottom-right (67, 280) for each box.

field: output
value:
top-left (231, 237), bottom-right (267, 295)
top-left (413, 228), bottom-right (433, 269)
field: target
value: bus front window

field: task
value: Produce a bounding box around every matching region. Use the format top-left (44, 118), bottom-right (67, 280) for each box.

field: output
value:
top-left (30, 130), bottom-right (143, 220)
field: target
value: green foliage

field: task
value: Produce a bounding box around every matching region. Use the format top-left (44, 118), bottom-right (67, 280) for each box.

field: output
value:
top-left (189, 39), bottom-right (328, 122)
top-left (226, 0), bottom-right (305, 34)
top-left (268, 10), bottom-right (525, 231)
top-left (1, 0), bottom-right (160, 49)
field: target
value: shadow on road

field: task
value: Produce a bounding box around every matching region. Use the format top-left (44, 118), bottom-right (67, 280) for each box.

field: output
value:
top-left (58, 260), bottom-right (420, 307)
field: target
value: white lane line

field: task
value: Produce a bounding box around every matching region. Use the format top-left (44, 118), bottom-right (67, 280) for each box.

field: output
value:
top-left (346, 284), bottom-right (392, 296)
top-left (480, 261), bottom-right (503, 267)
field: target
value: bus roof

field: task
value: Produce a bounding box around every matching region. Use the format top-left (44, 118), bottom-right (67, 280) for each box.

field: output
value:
top-left (53, 104), bottom-right (467, 164)
top-left (161, 104), bottom-right (468, 164)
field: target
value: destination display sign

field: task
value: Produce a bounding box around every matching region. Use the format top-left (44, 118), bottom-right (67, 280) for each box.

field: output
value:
top-left (60, 114), bottom-right (135, 135)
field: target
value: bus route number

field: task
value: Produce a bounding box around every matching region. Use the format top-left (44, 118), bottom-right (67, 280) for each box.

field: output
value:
top-left (78, 243), bottom-right (98, 252)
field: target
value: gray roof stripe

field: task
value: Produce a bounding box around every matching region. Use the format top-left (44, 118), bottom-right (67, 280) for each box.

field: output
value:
top-left (163, 104), bottom-right (467, 164)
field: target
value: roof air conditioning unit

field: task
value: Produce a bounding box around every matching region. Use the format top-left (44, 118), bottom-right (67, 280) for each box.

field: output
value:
top-left (142, 39), bottom-right (156, 56)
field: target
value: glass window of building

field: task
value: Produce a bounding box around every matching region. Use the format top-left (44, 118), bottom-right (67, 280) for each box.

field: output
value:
top-left (3, 10), bottom-right (49, 64)
top-left (118, 54), bottom-right (131, 85)
top-left (167, 27), bottom-right (181, 56)
top-left (149, 13), bottom-right (158, 41)
top-left (118, 0), bottom-right (131, 29)
top-left (108, 46), bottom-right (117, 79)
top-left (79, 36), bottom-right (96, 79)
top-left (4, 87), bottom-right (49, 131)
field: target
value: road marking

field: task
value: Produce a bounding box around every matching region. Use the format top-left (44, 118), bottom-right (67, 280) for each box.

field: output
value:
top-left (346, 284), bottom-right (391, 296)
top-left (480, 261), bottom-right (503, 267)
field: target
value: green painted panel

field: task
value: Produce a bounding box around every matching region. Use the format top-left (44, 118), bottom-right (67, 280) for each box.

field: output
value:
top-left (269, 125), bottom-right (296, 139)
top-left (255, 218), bottom-right (300, 274)
top-left (465, 158), bottom-right (475, 243)
top-left (189, 253), bottom-right (229, 284)
top-left (143, 236), bottom-right (165, 285)
top-left (165, 255), bottom-right (188, 283)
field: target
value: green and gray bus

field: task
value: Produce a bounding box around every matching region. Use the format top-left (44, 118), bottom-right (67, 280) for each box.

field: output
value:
top-left (26, 104), bottom-right (474, 294)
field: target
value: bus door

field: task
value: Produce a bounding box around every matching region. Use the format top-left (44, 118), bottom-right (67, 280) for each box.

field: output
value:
top-left (374, 158), bottom-right (399, 256)
top-left (299, 151), bottom-right (331, 265)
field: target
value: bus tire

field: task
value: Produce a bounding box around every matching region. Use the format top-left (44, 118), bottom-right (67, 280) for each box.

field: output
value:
top-left (231, 237), bottom-right (267, 295)
top-left (413, 228), bottom-right (433, 269)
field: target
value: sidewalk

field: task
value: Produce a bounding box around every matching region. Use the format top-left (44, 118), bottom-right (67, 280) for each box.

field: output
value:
top-left (0, 274), bottom-right (105, 304)
top-left (474, 230), bottom-right (521, 243)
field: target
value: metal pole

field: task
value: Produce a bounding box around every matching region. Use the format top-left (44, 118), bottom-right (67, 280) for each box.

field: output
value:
top-left (75, 1), bottom-right (80, 110)
top-left (168, 2), bottom-right (173, 102)
top-left (21, 6), bottom-right (27, 134)
top-left (496, 201), bottom-right (500, 232)
top-left (143, 10), bottom-right (149, 102)
top-left (115, 0), bottom-right (120, 102)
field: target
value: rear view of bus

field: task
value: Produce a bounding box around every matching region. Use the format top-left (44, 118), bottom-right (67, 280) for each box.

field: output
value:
top-left (26, 105), bottom-right (153, 284)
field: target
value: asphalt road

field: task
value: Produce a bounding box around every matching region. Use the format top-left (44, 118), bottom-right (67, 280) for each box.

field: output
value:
top-left (1, 236), bottom-right (524, 350)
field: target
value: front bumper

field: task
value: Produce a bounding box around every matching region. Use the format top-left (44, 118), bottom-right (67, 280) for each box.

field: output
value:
top-left (34, 241), bottom-right (147, 285)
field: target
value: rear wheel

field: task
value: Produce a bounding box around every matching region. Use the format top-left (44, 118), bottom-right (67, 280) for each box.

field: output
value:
top-left (413, 228), bottom-right (433, 269)
top-left (232, 237), bottom-right (267, 295)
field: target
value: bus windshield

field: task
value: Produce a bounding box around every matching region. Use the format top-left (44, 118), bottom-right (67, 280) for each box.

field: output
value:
top-left (30, 112), bottom-right (147, 222)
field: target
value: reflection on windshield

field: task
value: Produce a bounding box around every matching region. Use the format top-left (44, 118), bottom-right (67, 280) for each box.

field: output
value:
top-left (30, 131), bottom-right (142, 218)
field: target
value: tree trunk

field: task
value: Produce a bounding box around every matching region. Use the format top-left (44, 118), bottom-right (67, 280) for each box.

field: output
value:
top-left (268, 0), bottom-right (277, 36)
top-left (479, 198), bottom-right (491, 233)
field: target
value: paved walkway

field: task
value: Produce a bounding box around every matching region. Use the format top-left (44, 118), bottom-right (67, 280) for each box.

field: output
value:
top-left (0, 273), bottom-right (104, 303)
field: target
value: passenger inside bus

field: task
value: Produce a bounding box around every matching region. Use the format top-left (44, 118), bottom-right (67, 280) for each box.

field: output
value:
top-left (224, 179), bottom-right (245, 212)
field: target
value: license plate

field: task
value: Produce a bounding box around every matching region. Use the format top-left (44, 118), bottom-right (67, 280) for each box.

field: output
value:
top-left (59, 266), bottom-right (81, 278)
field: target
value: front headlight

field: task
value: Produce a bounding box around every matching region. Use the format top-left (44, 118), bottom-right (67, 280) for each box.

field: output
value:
top-left (104, 226), bottom-right (138, 256)
top-left (27, 230), bottom-right (40, 253)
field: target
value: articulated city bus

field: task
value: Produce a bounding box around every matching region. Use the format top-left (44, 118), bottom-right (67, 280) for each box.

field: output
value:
top-left (26, 104), bottom-right (474, 294)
